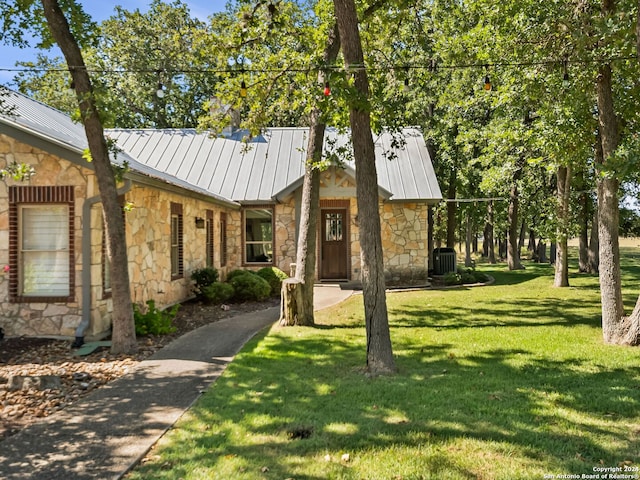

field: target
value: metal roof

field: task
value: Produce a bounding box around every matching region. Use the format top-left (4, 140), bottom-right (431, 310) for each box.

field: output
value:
top-left (0, 89), bottom-right (441, 204)
top-left (108, 127), bottom-right (443, 203)
top-left (0, 89), bottom-right (238, 207)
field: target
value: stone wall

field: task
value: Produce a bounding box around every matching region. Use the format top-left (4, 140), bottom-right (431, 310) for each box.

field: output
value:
top-left (123, 185), bottom-right (240, 312)
top-left (274, 196), bottom-right (297, 275)
top-left (0, 134), bottom-right (240, 339)
top-left (0, 134), bottom-right (88, 337)
top-left (380, 202), bottom-right (429, 285)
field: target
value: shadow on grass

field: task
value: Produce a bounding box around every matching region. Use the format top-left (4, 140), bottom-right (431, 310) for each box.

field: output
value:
top-left (129, 257), bottom-right (640, 479)
top-left (131, 327), bottom-right (639, 479)
top-left (389, 295), bottom-right (602, 330)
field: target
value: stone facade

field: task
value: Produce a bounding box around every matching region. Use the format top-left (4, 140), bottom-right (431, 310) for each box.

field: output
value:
top-left (380, 202), bottom-right (429, 285)
top-left (0, 134), bottom-right (239, 339)
top-left (0, 134), bottom-right (88, 337)
top-left (273, 196), bottom-right (297, 275)
top-left (290, 166), bottom-right (430, 284)
top-left (0, 138), bottom-right (431, 339)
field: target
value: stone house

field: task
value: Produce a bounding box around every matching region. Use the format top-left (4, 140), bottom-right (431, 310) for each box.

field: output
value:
top-left (0, 89), bottom-right (441, 340)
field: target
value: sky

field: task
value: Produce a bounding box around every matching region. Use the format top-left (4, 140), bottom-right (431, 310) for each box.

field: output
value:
top-left (0, 1), bottom-right (227, 86)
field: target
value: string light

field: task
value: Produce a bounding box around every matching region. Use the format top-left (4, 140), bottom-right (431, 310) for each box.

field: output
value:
top-left (323, 81), bottom-right (331, 96)
top-left (2, 54), bottom-right (634, 77)
top-left (483, 74), bottom-right (492, 91)
top-left (240, 79), bottom-right (247, 97)
top-left (562, 59), bottom-right (570, 87)
top-left (403, 66), bottom-right (410, 92)
top-left (156, 82), bottom-right (165, 98)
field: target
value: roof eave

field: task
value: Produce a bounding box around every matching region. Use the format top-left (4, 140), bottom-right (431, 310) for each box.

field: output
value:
top-left (126, 171), bottom-right (240, 209)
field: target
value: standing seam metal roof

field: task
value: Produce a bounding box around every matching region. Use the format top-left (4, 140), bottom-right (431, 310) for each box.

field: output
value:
top-left (0, 89), bottom-right (441, 205)
top-left (107, 127), bottom-right (442, 203)
top-left (0, 90), bottom-right (238, 207)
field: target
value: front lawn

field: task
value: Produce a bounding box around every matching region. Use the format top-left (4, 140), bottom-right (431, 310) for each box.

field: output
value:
top-left (127, 255), bottom-right (640, 480)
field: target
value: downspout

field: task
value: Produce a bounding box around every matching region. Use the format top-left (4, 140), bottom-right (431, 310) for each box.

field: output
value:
top-left (73, 179), bottom-right (132, 347)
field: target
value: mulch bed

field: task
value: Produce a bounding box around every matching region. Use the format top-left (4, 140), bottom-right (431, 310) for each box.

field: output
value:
top-left (0, 297), bottom-right (280, 441)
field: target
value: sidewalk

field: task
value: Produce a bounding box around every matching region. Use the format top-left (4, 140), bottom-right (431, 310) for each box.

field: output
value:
top-left (0, 286), bottom-right (353, 480)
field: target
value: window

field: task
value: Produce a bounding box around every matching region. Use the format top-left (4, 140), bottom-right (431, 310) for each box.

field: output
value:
top-left (325, 212), bottom-right (344, 241)
top-left (171, 203), bottom-right (183, 279)
top-left (206, 210), bottom-right (214, 268)
top-left (9, 186), bottom-right (74, 301)
top-left (220, 212), bottom-right (227, 267)
top-left (19, 205), bottom-right (69, 296)
top-left (244, 208), bottom-right (273, 264)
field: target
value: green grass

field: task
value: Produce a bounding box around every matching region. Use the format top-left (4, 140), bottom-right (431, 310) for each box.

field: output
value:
top-left (127, 251), bottom-right (640, 480)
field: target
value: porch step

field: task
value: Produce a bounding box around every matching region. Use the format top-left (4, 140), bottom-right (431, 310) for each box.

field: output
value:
top-left (73, 341), bottom-right (112, 356)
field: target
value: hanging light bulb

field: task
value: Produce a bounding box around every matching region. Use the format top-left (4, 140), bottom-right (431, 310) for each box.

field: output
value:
top-left (240, 79), bottom-right (247, 98)
top-left (156, 82), bottom-right (165, 98)
top-left (483, 74), bottom-right (492, 91)
top-left (323, 81), bottom-right (331, 96)
top-left (403, 66), bottom-right (410, 92)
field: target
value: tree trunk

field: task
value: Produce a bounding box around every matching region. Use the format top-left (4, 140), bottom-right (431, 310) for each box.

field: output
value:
top-left (464, 210), bottom-right (473, 267)
top-left (282, 24), bottom-right (341, 327)
top-left (485, 200), bottom-right (496, 264)
top-left (279, 278), bottom-right (304, 326)
top-left (588, 205), bottom-right (599, 273)
top-left (530, 229), bottom-right (540, 262)
top-left (482, 224), bottom-right (489, 257)
top-left (333, 0), bottom-right (395, 374)
top-left (499, 233), bottom-right (507, 260)
top-left (538, 241), bottom-right (547, 263)
top-left (472, 224), bottom-right (479, 254)
top-left (42, 0), bottom-right (136, 354)
top-left (596, 61), bottom-right (629, 343)
top-left (528, 229), bottom-right (536, 255)
top-left (576, 168), bottom-right (591, 273)
top-left (622, 0), bottom-right (640, 344)
top-left (446, 170), bottom-right (457, 248)
top-left (518, 219), bottom-right (526, 253)
top-left (554, 166), bottom-right (571, 287)
top-left (427, 205), bottom-right (434, 272)
top-left (286, 141), bottom-right (320, 326)
top-left (507, 160), bottom-right (524, 270)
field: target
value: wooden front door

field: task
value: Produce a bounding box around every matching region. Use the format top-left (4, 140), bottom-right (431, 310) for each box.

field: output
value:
top-left (320, 209), bottom-right (348, 280)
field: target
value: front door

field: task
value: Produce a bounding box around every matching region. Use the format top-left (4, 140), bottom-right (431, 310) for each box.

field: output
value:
top-left (320, 209), bottom-right (348, 280)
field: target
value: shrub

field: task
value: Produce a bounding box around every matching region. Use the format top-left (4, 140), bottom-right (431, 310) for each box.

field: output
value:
top-left (191, 267), bottom-right (219, 297)
top-left (202, 281), bottom-right (235, 305)
top-left (230, 272), bottom-right (271, 302)
top-left (445, 267), bottom-right (489, 286)
top-left (226, 269), bottom-right (256, 282)
top-left (133, 300), bottom-right (179, 336)
top-left (472, 271), bottom-right (489, 283)
top-left (460, 271), bottom-right (476, 284)
top-left (443, 271), bottom-right (462, 286)
top-left (256, 267), bottom-right (288, 296)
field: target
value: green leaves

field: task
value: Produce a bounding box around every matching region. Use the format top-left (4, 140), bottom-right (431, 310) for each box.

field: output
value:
top-left (0, 162), bottom-right (35, 181)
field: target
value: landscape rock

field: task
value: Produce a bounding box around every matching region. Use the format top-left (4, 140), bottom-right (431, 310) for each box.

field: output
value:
top-left (7, 375), bottom-right (61, 391)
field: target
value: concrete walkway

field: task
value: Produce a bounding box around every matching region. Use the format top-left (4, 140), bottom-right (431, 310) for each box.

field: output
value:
top-left (0, 286), bottom-right (354, 480)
